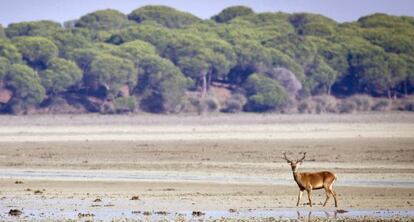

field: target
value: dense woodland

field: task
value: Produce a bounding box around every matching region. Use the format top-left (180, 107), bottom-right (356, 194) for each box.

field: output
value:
top-left (0, 5), bottom-right (414, 114)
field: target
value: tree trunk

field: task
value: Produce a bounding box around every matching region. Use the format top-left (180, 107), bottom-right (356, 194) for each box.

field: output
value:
top-left (201, 74), bottom-right (207, 99)
top-left (207, 72), bottom-right (212, 90)
top-left (327, 85), bottom-right (331, 96)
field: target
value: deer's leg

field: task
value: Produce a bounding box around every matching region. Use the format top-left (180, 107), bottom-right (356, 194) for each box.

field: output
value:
top-left (329, 182), bottom-right (338, 207)
top-left (297, 190), bottom-right (303, 206)
top-left (330, 189), bottom-right (338, 207)
top-left (306, 189), bottom-right (312, 207)
top-left (323, 186), bottom-right (330, 207)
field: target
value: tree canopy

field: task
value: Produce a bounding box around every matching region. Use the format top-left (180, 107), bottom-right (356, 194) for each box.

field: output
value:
top-left (75, 9), bottom-right (133, 30)
top-left (212, 6), bottom-right (254, 23)
top-left (128, 6), bottom-right (201, 28)
top-left (0, 6), bottom-right (413, 114)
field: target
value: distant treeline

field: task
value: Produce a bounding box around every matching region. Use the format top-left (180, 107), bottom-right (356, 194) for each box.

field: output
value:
top-left (0, 5), bottom-right (414, 114)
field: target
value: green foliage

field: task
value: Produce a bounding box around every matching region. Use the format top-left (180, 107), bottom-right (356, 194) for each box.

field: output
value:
top-left (70, 48), bottom-right (100, 72)
top-left (39, 58), bottom-right (82, 94)
top-left (177, 54), bottom-right (210, 81)
top-left (348, 40), bottom-right (388, 94)
top-left (183, 20), bottom-right (220, 36)
top-left (238, 12), bottom-right (295, 41)
top-left (341, 37), bottom-right (408, 96)
top-left (137, 55), bottom-right (189, 113)
top-left (0, 39), bottom-right (22, 63)
top-left (361, 27), bottom-right (414, 56)
top-left (312, 37), bottom-right (349, 76)
top-left (128, 6), bottom-right (201, 28)
top-left (215, 21), bottom-right (259, 45)
top-left (243, 73), bottom-right (289, 111)
top-left (52, 29), bottom-right (91, 58)
top-left (400, 55), bottom-right (414, 86)
top-left (85, 54), bottom-right (136, 94)
top-left (107, 22), bottom-right (174, 53)
top-left (159, 31), bottom-right (235, 90)
top-left (75, 9), bottom-right (132, 30)
top-left (14, 36), bottom-right (58, 69)
top-left (0, 24), bottom-right (5, 39)
top-left (289, 13), bottom-right (337, 36)
top-left (384, 53), bottom-right (407, 95)
top-left (204, 37), bottom-right (237, 80)
top-left (212, 6), bottom-right (254, 23)
top-left (265, 33), bottom-right (317, 66)
top-left (0, 57), bottom-right (10, 79)
top-left (358, 13), bottom-right (413, 29)
top-left (113, 40), bottom-right (157, 63)
top-left (6, 20), bottom-right (62, 38)
top-left (5, 64), bottom-right (45, 105)
top-left (305, 56), bottom-right (338, 94)
top-left (269, 49), bottom-right (305, 82)
top-left (234, 39), bottom-right (270, 70)
top-left (113, 96), bottom-right (136, 113)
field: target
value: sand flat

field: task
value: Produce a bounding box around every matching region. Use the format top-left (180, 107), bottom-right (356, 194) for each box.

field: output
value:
top-left (0, 114), bottom-right (413, 220)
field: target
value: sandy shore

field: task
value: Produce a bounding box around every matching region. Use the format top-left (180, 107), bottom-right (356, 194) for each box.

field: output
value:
top-left (0, 113), bottom-right (413, 221)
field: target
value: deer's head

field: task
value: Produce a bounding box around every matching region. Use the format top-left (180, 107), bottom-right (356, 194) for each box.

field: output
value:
top-left (282, 152), bottom-right (306, 172)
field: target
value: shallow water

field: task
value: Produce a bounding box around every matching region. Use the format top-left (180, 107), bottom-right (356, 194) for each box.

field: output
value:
top-left (1, 169), bottom-right (414, 188)
top-left (1, 206), bottom-right (413, 221)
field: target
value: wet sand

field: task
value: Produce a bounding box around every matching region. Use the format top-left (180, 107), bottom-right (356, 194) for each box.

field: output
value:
top-left (0, 113), bottom-right (413, 221)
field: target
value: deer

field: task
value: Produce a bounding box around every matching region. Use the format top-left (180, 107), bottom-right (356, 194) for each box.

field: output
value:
top-left (282, 152), bottom-right (338, 207)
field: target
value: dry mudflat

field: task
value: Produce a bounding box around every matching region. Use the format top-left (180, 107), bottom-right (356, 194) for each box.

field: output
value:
top-left (0, 113), bottom-right (413, 221)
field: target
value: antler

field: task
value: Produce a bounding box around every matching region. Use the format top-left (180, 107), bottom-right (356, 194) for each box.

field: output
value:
top-left (297, 152), bottom-right (307, 163)
top-left (282, 152), bottom-right (291, 162)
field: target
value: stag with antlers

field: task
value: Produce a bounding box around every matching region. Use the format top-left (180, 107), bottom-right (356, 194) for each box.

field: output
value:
top-left (282, 152), bottom-right (338, 207)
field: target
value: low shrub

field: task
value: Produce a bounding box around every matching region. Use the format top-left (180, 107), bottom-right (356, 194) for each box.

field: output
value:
top-left (348, 94), bottom-right (373, 112)
top-left (297, 99), bottom-right (315, 114)
top-left (336, 99), bottom-right (357, 113)
top-left (312, 95), bottom-right (338, 113)
top-left (113, 96), bottom-right (136, 113)
top-left (371, 98), bottom-right (390, 111)
top-left (221, 94), bottom-right (246, 113)
top-left (392, 96), bottom-right (414, 111)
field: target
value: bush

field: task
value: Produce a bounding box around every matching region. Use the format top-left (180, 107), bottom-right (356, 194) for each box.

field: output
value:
top-left (196, 96), bottom-right (220, 114)
top-left (297, 99), bottom-right (315, 114)
top-left (394, 96), bottom-right (414, 111)
top-left (403, 101), bottom-right (414, 111)
top-left (205, 97), bottom-right (220, 112)
top-left (297, 95), bottom-right (337, 114)
top-left (221, 94), bottom-right (247, 113)
top-left (7, 100), bottom-right (28, 115)
top-left (182, 93), bottom-right (220, 114)
top-left (182, 93), bottom-right (200, 113)
top-left (312, 95), bottom-right (337, 113)
top-left (348, 94), bottom-right (373, 111)
top-left (243, 73), bottom-right (289, 112)
top-left (371, 98), bottom-right (390, 111)
top-left (113, 96), bottom-right (136, 113)
top-left (336, 99), bottom-right (357, 113)
top-left (100, 102), bottom-right (115, 114)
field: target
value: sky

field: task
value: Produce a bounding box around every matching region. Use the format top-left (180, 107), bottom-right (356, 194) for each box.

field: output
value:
top-left (1, 0), bottom-right (414, 26)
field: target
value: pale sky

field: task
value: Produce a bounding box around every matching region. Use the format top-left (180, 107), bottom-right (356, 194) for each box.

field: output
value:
top-left (1, 0), bottom-right (414, 26)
